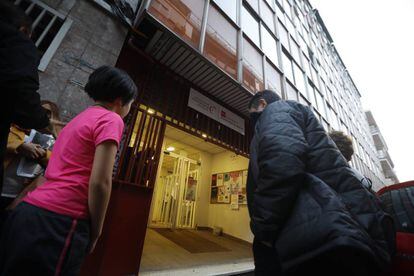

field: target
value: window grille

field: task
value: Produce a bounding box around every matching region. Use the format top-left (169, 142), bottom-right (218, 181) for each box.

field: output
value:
top-left (12, 0), bottom-right (72, 71)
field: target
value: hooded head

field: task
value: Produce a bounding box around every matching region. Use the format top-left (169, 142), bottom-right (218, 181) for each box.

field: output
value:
top-left (248, 90), bottom-right (281, 127)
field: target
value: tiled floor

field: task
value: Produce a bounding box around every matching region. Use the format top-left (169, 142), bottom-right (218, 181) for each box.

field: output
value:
top-left (139, 228), bottom-right (253, 274)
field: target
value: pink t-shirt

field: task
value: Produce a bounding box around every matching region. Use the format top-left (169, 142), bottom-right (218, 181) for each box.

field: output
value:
top-left (24, 106), bottom-right (124, 219)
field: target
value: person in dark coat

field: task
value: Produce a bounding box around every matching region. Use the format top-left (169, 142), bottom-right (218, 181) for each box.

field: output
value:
top-left (247, 90), bottom-right (395, 275)
top-left (0, 2), bottom-right (49, 195)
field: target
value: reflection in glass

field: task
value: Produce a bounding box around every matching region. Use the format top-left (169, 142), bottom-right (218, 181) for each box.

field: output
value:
top-left (204, 5), bottom-right (238, 79)
top-left (149, 0), bottom-right (204, 48)
top-left (261, 25), bottom-right (278, 66)
top-left (261, 0), bottom-right (275, 33)
top-left (265, 61), bottom-right (282, 94)
top-left (243, 38), bottom-right (264, 92)
top-left (213, 0), bottom-right (237, 23)
top-left (242, 6), bottom-right (260, 46)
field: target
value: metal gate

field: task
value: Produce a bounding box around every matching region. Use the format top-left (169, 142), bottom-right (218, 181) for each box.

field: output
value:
top-left (151, 151), bottom-right (200, 229)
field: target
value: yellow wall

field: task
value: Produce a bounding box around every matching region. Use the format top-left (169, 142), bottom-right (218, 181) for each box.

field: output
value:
top-left (206, 151), bottom-right (253, 243)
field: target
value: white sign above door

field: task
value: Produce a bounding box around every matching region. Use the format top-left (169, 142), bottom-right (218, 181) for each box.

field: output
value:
top-left (188, 88), bottom-right (245, 135)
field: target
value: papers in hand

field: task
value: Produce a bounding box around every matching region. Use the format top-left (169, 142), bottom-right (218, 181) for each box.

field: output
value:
top-left (16, 130), bottom-right (55, 178)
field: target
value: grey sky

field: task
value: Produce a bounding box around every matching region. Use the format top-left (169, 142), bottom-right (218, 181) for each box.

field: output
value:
top-left (310, 0), bottom-right (414, 183)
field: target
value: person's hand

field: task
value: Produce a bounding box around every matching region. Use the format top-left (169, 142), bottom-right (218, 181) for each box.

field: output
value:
top-left (18, 143), bottom-right (46, 159)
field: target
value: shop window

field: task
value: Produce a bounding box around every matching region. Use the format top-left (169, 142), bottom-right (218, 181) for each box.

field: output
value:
top-left (260, 0), bottom-right (275, 33)
top-left (204, 5), bottom-right (238, 79)
top-left (149, 0), bottom-right (204, 49)
top-left (212, 0), bottom-right (237, 23)
top-left (243, 38), bottom-right (264, 92)
top-left (242, 5), bottom-right (260, 46)
top-left (13, 0), bottom-right (72, 71)
top-left (282, 51), bottom-right (294, 82)
top-left (260, 25), bottom-right (278, 66)
top-left (265, 61), bottom-right (282, 94)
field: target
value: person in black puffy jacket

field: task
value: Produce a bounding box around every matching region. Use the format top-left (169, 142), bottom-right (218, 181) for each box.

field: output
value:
top-left (0, 2), bottom-right (49, 196)
top-left (247, 90), bottom-right (395, 276)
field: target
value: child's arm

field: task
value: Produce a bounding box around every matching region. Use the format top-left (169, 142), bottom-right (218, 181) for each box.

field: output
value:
top-left (88, 140), bottom-right (118, 253)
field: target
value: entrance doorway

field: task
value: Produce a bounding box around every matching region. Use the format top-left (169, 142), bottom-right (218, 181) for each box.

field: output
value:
top-left (150, 150), bottom-right (200, 229)
top-left (140, 126), bottom-right (253, 274)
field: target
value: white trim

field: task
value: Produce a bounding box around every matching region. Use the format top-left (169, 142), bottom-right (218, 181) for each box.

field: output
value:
top-left (38, 18), bottom-right (73, 71)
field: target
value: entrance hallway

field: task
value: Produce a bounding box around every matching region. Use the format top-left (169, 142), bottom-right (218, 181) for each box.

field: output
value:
top-left (139, 229), bottom-right (253, 275)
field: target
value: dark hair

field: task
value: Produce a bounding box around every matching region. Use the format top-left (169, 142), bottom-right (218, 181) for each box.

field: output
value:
top-left (84, 66), bottom-right (137, 105)
top-left (248, 90), bottom-right (281, 109)
top-left (0, 1), bottom-right (32, 31)
top-left (329, 130), bottom-right (354, 162)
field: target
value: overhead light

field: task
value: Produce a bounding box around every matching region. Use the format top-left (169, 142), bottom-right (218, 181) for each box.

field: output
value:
top-left (166, 146), bottom-right (175, 152)
top-left (147, 109), bottom-right (155, 114)
top-left (202, 133), bottom-right (207, 138)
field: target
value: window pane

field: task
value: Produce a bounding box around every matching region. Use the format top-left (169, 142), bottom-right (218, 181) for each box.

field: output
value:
top-left (246, 0), bottom-right (259, 13)
top-left (261, 0), bottom-right (275, 33)
top-left (265, 0), bottom-right (274, 9)
top-left (293, 62), bottom-right (305, 93)
top-left (315, 89), bottom-right (325, 113)
top-left (286, 81), bottom-right (298, 101)
top-left (285, 17), bottom-right (296, 35)
top-left (290, 38), bottom-right (301, 63)
top-left (242, 6), bottom-right (261, 46)
top-left (265, 61), bottom-right (282, 94)
top-left (261, 25), bottom-right (278, 66)
top-left (243, 38), bottom-right (264, 92)
top-left (275, 2), bottom-right (285, 23)
top-left (282, 52), bottom-right (294, 81)
top-left (204, 5), bottom-right (238, 79)
top-left (149, 0), bottom-right (204, 48)
top-left (298, 92), bottom-right (309, 106)
top-left (213, 0), bottom-right (237, 23)
top-left (278, 21), bottom-right (289, 49)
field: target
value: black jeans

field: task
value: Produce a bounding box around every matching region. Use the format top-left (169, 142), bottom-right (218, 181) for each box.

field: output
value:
top-left (253, 238), bottom-right (283, 275)
top-left (0, 202), bottom-right (90, 276)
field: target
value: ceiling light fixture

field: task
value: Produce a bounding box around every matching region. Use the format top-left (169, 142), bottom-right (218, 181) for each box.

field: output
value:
top-left (147, 109), bottom-right (155, 114)
top-left (166, 146), bottom-right (175, 152)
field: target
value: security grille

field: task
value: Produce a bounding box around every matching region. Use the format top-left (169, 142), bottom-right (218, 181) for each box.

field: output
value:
top-left (12, 0), bottom-right (72, 71)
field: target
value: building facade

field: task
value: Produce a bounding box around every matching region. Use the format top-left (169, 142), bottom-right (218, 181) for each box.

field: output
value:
top-left (12, 0), bottom-right (392, 274)
top-left (365, 111), bottom-right (399, 186)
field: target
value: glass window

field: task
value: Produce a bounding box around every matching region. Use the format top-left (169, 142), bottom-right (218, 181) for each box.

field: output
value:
top-left (298, 92), bottom-right (309, 106)
top-left (243, 38), bottom-right (264, 92)
top-left (278, 21), bottom-right (289, 49)
top-left (265, 61), bottom-right (282, 94)
top-left (261, 0), bottom-right (275, 33)
top-left (204, 5), bottom-right (238, 79)
top-left (282, 0), bottom-right (291, 17)
top-left (149, 0), bottom-right (204, 48)
top-left (246, 0), bottom-right (259, 14)
top-left (282, 51), bottom-right (294, 81)
top-left (275, 2), bottom-right (285, 23)
top-left (213, 0), bottom-right (237, 23)
top-left (286, 81), bottom-right (298, 101)
top-left (293, 62), bottom-right (305, 93)
top-left (261, 25), bottom-right (278, 66)
top-left (242, 6), bottom-right (261, 46)
top-left (290, 38), bottom-right (301, 63)
top-left (285, 16), bottom-right (296, 35)
top-left (265, 0), bottom-right (275, 9)
top-left (307, 82), bottom-right (317, 107)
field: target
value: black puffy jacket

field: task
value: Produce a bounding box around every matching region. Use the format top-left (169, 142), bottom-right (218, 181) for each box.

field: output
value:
top-left (247, 100), bottom-right (395, 271)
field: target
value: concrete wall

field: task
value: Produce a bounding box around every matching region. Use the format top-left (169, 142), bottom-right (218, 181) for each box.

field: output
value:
top-left (37, 0), bottom-right (128, 121)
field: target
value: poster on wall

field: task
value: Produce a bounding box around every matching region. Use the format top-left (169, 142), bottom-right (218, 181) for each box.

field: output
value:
top-left (211, 186), bottom-right (218, 203)
top-left (230, 171), bottom-right (242, 194)
top-left (238, 170), bottom-right (248, 204)
top-left (231, 194), bottom-right (239, 210)
top-left (185, 177), bottom-right (197, 201)
top-left (217, 173), bottom-right (224, 186)
top-left (211, 174), bottom-right (217, 187)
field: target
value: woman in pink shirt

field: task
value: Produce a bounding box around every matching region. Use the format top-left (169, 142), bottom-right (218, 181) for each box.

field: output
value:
top-left (0, 66), bottom-right (137, 275)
